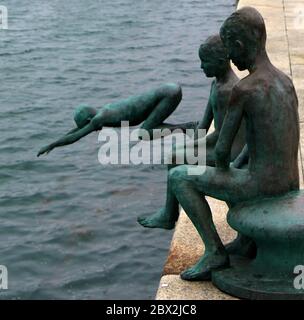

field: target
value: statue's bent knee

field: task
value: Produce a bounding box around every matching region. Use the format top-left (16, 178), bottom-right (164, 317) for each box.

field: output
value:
top-left (163, 83), bottom-right (182, 100)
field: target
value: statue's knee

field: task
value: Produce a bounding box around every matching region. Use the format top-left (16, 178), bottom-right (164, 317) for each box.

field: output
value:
top-left (164, 83), bottom-right (182, 100)
top-left (168, 167), bottom-right (179, 185)
top-left (169, 166), bottom-right (187, 186)
top-left (168, 163), bottom-right (178, 170)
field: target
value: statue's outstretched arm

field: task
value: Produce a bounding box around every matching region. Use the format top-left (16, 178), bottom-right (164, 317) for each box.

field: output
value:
top-left (215, 86), bottom-right (244, 169)
top-left (65, 127), bottom-right (79, 135)
top-left (37, 122), bottom-right (96, 157)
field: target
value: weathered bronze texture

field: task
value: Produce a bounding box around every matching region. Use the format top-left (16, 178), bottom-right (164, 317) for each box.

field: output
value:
top-left (153, 6), bottom-right (300, 295)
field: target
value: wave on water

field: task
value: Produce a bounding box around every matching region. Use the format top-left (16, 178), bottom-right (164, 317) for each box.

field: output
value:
top-left (0, 0), bottom-right (235, 299)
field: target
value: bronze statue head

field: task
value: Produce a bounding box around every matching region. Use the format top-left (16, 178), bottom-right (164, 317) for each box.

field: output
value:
top-left (74, 105), bottom-right (97, 128)
top-left (220, 6), bottom-right (266, 71)
top-left (199, 34), bottom-right (230, 78)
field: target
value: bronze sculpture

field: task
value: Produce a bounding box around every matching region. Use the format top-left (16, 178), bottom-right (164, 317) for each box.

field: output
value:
top-left (37, 83), bottom-right (195, 156)
top-left (37, 5), bottom-right (304, 299)
top-left (137, 35), bottom-right (255, 258)
top-left (155, 6), bottom-right (299, 284)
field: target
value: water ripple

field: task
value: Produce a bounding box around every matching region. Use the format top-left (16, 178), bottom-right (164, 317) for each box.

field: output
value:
top-left (0, 0), bottom-right (235, 300)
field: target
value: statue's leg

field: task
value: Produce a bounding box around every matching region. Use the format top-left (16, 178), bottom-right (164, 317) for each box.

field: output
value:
top-left (169, 165), bottom-right (258, 281)
top-left (139, 121), bottom-right (198, 140)
top-left (137, 144), bottom-right (188, 229)
top-left (225, 233), bottom-right (257, 258)
top-left (138, 83), bottom-right (184, 137)
top-left (137, 144), bottom-right (215, 229)
top-left (97, 83), bottom-right (198, 139)
top-left (224, 160), bottom-right (256, 258)
top-left (137, 164), bottom-right (180, 229)
top-left (97, 83), bottom-right (182, 129)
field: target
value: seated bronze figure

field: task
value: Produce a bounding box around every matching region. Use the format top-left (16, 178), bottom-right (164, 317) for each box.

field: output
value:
top-left (157, 6), bottom-right (299, 283)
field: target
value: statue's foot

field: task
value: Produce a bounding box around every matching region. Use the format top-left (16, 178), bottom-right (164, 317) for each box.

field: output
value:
top-left (137, 208), bottom-right (176, 230)
top-left (225, 234), bottom-right (257, 259)
top-left (180, 251), bottom-right (229, 281)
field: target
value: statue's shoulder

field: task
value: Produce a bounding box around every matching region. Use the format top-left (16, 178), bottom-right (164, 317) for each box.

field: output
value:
top-left (227, 76), bottom-right (263, 108)
top-left (234, 73), bottom-right (265, 98)
top-left (230, 77), bottom-right (252, 98)
top-left (218, 74), bottom-right (239, 94)
top-left (275, 67), bottom-right (296, 91)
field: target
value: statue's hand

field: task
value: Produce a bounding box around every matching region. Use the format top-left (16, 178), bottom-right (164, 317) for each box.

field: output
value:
top-left (216, 160), bottom-right (230, 170)
top-left (230, 162), bottom-right (237, 169)
top-left (215, 153), bottom-right (230, 170)
top-left (37, 144), bottom-right (54, 157)
top-left (215, 145), bottom-right (230, 170)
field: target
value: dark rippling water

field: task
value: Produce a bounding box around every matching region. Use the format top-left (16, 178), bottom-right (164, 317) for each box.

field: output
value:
top-left (0, 0), bottom-right (235, 299)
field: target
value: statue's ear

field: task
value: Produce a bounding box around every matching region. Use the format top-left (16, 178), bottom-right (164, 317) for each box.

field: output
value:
top-left (219, 57), bottom-right (227, 64)
top-left (235, 40), bottom-right (244, 51)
